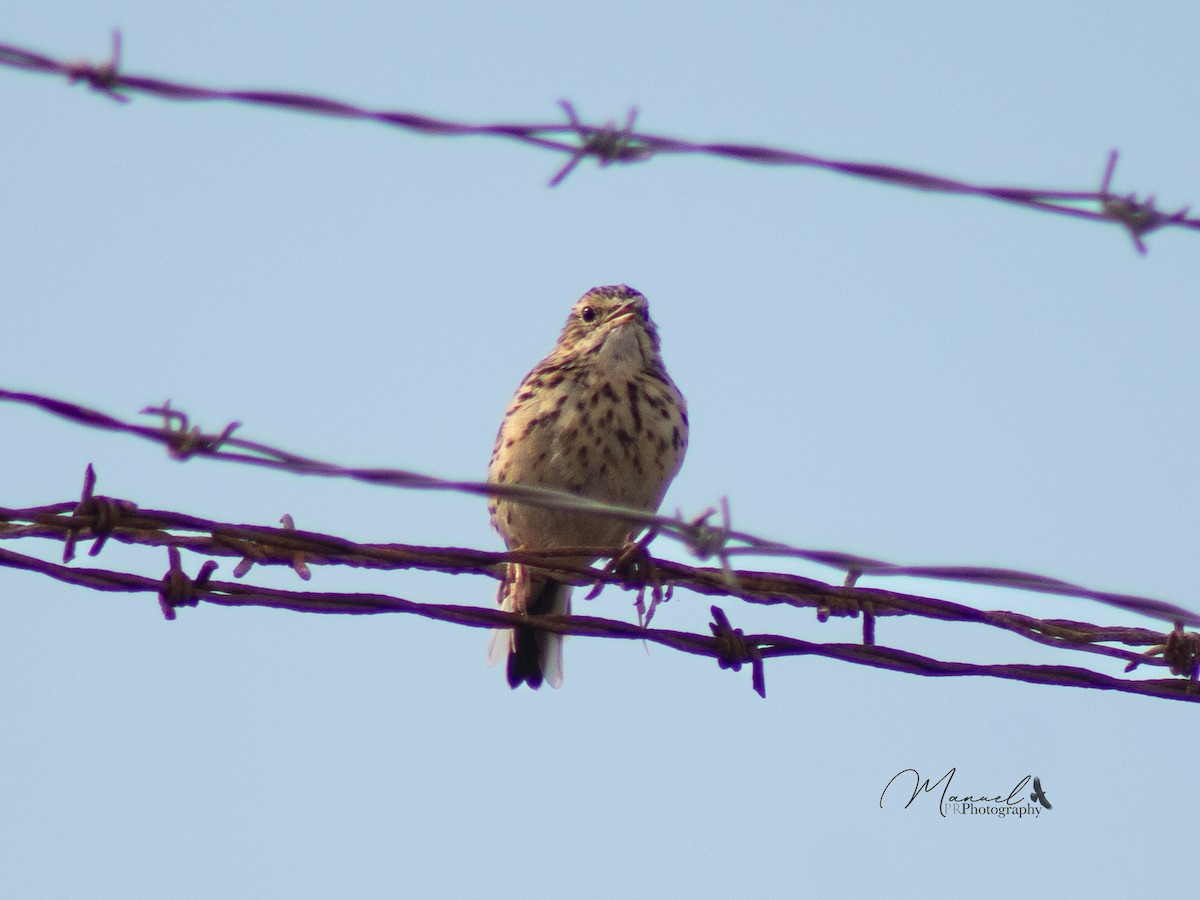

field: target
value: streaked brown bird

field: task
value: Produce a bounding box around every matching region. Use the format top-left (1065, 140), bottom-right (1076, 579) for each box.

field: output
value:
top-left (487, 285), bottom-right (688, 688)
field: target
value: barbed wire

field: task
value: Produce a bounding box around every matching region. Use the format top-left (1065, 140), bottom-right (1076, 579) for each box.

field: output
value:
top-left (3, 387), bottom-right (1198, 629)
top-left (2, 388), bottom-right (1199, 702)
top-left (0, 486), bottom-right (1178, 667)
top-left (5, 33), bottom-right (1196, 704)
top-left (0, 488), bottom-right (1195, 702)
top-left (2, 32), bottom-right (1195, 253)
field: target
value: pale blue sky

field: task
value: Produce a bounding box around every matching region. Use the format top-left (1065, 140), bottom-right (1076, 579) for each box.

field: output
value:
top-left (3, 3), bottom-right (1199, 897)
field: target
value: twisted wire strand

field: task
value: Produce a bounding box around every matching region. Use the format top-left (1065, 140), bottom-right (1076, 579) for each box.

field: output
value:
top-left (0, 540), bottom-right (1194, 703)
top-left (4, 387), bottom-right (1198, 629)
top-left (2, 419), bottom-right (1198, 701)
top-left (1, 35), bottom-right (1194, 252)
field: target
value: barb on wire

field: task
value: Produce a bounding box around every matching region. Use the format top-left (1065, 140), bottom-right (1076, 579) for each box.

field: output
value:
top-left (709, 605), bottom-right (766, 697)
top-left (2, 34), bottom-right (1196, 250)
top-left (142, 400), bottom-right (242, 459)
top-left (158, 545), bottom-right (218, 620)
top-left (62, 462), bottom-right (136, 562)
top-left (1125, 623), bottom-right (1200, 679)
top-left (549, 102), bottom-right (649, 187)
top-left (3, 387), bottom-right (1198, 630)
top-left (1097, 150), bottom-right (1193, 255)
top-left (62, 29), bottom-right (125, 102)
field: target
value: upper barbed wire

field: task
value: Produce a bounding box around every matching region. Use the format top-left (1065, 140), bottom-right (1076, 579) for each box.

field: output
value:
top-left (1, 33), bottom-right (1195, 253)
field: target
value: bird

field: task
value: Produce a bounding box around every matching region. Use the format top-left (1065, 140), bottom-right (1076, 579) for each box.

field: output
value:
top-left (486, 285), bottom-right (688, 688)
top-left (1030, 777), bottom-right (1052, 810)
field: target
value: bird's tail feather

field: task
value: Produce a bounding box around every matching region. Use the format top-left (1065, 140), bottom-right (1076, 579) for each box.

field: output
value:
top-left (488, 571), bottom-right (570, 689)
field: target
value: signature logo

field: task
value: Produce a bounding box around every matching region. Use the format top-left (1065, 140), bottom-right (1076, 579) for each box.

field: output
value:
top-left (880, 768), bottom-right (1052, 818)
top-left (1029, 776), bottom-right (1052, 809)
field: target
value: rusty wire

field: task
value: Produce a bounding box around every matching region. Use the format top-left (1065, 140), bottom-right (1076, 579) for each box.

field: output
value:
top-left (0, 518), bottom-right (1195, 710)
top-left (1, 33), bottom-right (1196, 253)
top-left (4, 387), bottom-right (1198, 630)
top-left (2, 390), bottom-right (1199, 702)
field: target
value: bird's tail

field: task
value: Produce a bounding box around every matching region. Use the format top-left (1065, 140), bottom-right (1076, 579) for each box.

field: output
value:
top-left (488, 568), bottom-right (570, 689)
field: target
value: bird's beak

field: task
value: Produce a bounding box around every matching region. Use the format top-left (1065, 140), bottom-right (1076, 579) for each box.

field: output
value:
top-left (607, 302), bottom-right (639, 326)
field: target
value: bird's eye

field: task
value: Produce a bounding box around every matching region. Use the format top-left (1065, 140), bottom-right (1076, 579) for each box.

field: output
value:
top-left (580, 306), bottom-right (596, 323)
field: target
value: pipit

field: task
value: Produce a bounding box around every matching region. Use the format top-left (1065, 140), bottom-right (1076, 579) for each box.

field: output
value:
top-left (487, 285), bottom-right (688, 688)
